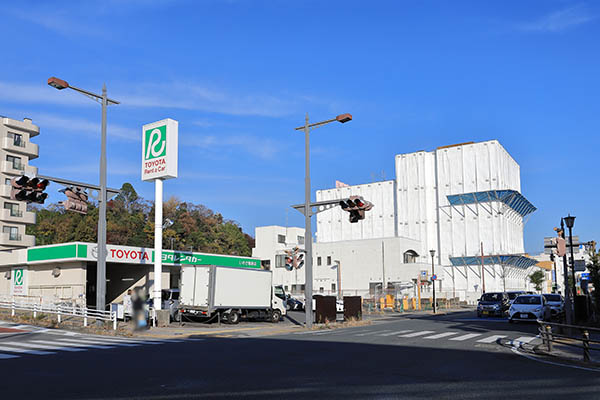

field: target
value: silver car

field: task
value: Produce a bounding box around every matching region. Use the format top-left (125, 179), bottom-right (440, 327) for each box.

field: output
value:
top-left (542, 293), bottom-right (564, 320)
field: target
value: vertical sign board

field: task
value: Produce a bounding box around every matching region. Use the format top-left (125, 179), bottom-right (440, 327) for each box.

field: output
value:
top-left (142, 118), bottom-right (178, 310)
top-left (11, 267), bottom-right (27, 296)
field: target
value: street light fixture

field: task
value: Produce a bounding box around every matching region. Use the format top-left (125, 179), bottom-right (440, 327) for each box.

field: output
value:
top-left (48, 76), bottom-right (120, 317)
top-left (430, 249), bottom-right (436, 314)
top-left (294, 112), bottom-right (352, 329)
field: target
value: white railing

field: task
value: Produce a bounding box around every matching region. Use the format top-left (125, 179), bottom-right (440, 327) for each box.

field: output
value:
top-left (0, 296), bottom-right (117, 330)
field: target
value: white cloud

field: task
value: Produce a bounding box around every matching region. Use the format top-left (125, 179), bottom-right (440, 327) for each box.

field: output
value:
top-left (519, 4), bottom-right (596, 33)
top-left (29, 112), bottom-right (138, 142)
top-left (183, 133), bottom-right (283, 160)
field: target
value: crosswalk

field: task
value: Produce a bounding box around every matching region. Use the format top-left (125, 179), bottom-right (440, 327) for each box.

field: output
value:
top-left (0, 331), bottom-right (199, 361)
top-left (293, 327), bottom-right (538, 347)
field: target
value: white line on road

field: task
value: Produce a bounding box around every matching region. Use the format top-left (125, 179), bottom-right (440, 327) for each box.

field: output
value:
top-left (423, 332), bottom-right (459, 340)
top-left (53, 339), bottom-right (117, 349)
top-left (355, 330), bottom-right (388, 337)
top-left (0, 345), bottom-right (55, 355)
top-left (2, 341), bottom-right (86, 352)
top-left (477, 335), bottom-right (506, 343)
top-left (449, 333), bottom-right (482, 341)
top-left (514, 336), bottom-right (536, 344)
top-left (399, 331), bottom-right (435, 338)
top-left (0, 353), bottom-right (19, 359)
top-left (378, 330), bottom-right (413, 336)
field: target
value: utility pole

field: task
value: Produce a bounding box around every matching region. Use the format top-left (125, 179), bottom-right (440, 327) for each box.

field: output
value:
top-left (430, 249), bottom-right (436, 313)
top-left (559, 219), bottom-right (573, 325)
top-left (480, 242), bottom-right (486, 294)
top-left (303, 113), bottom-right (314, 329)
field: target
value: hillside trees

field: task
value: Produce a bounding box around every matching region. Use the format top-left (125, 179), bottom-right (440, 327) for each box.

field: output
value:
top-left (26, 183), bottom-right (253, 256)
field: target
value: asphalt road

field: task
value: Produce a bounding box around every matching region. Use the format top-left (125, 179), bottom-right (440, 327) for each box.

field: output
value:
top-left (1, 311), bottom-right (598, 399)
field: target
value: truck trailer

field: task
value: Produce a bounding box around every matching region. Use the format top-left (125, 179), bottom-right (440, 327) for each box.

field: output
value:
top-left (179, 265), bottom-right (286, 324)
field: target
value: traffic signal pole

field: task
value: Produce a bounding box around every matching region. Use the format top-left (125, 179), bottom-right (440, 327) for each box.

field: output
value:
top-left (97, 84), bottom-right (108, 319)
top-left (303, 113), bottom-right (314, 329)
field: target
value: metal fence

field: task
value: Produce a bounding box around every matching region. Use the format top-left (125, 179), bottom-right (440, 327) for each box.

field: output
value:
top-left (0, 296), bottom-right (117, 330)
top-left (538, 320), bottom-right (600, 362)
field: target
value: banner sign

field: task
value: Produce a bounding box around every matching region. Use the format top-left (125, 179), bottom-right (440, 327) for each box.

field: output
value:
top-left (11, 267), bottom-right (27, 296)
top-left (141, 118), bottom-right (178, 181)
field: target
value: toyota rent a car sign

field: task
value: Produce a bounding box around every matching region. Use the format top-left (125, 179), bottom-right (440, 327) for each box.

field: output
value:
top-left (141, 118), bottom-right (178, 181)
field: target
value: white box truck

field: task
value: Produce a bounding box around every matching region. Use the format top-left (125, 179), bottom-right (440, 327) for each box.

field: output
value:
top-left (179, 265), bottom-right (287, 324)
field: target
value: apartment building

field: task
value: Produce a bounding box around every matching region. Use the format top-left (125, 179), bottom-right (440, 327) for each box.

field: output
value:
top-left (0, 117), bottom-right (39, 250)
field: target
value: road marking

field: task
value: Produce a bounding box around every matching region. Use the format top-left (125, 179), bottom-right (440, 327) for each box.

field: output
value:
top-left (423, 332), bottom-right (458, 339)
top-left (379, 330), bottom-right (412, 336)
top-left (54, 339), bottom-right (117, 349)
top-left (514, 336), bottom-right (536, 344)
top-left (399, 331), bottom-right (435, 338)
top-left (449, 333), bottom-right (482, 341)
top-left (477, 335), bottom-right (506, 343)
top-left (0, 353), bottom-right (19, 359)
top-left (313, 330), bottom-right (340, 335)
top-left (294, 331), bottom-right (317, 335)
top-left (2, 341), bottom-right (86, 352)
top-left (78, 337), bottom-right (143, 346)
top-left (355, 330), bottom-right (386, 337)
top-left (0, 345), bottom-right (55, 355)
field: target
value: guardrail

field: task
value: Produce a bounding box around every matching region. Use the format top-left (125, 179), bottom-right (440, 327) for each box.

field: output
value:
top-left (538, 320), bottom-right (600, 362)
top-left (0, 297), bottom-right (117, 330)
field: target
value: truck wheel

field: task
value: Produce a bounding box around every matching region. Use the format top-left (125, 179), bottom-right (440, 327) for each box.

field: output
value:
top-left (270, 310), bottom-right (282, 323)
top-left (228, 311), bottom-right (240, 325)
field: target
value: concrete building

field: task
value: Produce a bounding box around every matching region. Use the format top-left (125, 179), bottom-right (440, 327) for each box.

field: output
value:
top-left (253, 140), bottom-right (540, 303)
top-left (0, 242), bottom-right (260, 307)
top-left (0, 117), bottom-right (39, 249)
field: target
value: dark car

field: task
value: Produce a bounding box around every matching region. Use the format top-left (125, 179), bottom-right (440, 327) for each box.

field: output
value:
top-left (287, 297), bottom-right (304, 311)
top-left (477, 292), bottom-right (510, 317)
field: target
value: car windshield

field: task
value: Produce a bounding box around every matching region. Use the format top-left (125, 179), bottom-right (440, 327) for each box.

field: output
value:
top-left (543, 294), bottom-right (561, 302)
top-left (514, 296), bottom-right (541, 305)
top-left (481, 293), bottom-right (503, 302)
top-left (171, 291), bottom-right (180, 300)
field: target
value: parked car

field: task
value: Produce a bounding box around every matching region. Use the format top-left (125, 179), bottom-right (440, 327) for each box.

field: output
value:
top-left (477, 292), bottom-right (510, 317)
top-left (506, 291), bottom-right (526, 304)
top-left (286, 296), bottom-right (304, 311)
top-left (508, 294), bottom-right (551, 323)
top-left (542, 293), bottom-right (564, 320)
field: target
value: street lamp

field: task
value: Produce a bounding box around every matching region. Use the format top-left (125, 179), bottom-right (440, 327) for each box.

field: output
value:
top-left (294, 112), bottom-right (352, 329)
top-left (564, 214), bottom-right (577, 320)
top-left (48, 77), bottom-right (119, 316)
top-left (430, 249), bottom-right (436, 313)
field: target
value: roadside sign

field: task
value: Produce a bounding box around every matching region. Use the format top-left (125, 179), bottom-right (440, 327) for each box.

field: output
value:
top-left (431, 274), bottom-right (437, 281)
top-left (11, 267), bottom-right (27, 295)
top-left (141, 118), bottom-right (178, 181)
top-left (581, 273), bottom-right (590, 280)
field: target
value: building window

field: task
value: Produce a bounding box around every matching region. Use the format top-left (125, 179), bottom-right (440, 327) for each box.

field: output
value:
top-left (261, 260), bottom-right (271, 270)
top-left (6, 155), bottom-right (23, 170)
top-left (4, 178), bottom-right (10, 185)
top-left (2, 226), bottom-right (20, 241)
top-left (327, 256), bottom-right (331, 265)
top-left (284, 285), bottom-right (288, 291)
top-left (319, 287), bottom-right (324, 293)
top-left (403, 250), bottom-right (419, 264)
top-left (275, 254), bottom-right (286, 268)
top-left (8, 132), bottom-right (24, 147)
top-left (297, 236), bottom-right (304, 245)
top-left (317, 256), bottom-right (322, 266)
top-left (277, 234), bottom-right (286, 244)
top-left (4, 202), bottom-right (21, 217)
top-left (331, 283), bottom-right (336, 292)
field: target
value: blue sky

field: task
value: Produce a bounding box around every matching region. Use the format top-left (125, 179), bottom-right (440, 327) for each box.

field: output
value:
top-left (0, 0), bottom-right (598, 254)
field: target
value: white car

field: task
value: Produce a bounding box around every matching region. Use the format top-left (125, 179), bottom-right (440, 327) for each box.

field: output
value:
top-left (508, 294), bottom-right (551, 323)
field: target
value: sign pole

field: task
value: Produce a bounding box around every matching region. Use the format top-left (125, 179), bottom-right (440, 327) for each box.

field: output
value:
top-left (154, 178), bottom-right (163, 310)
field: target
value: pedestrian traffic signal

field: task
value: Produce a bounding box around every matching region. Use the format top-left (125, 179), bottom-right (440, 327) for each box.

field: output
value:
top-left (339, 195), bottom-right (373, 223)
top-left (10, 176), bottom-right (50, 204)
top-left (62, 187), bottom-right (88, 214)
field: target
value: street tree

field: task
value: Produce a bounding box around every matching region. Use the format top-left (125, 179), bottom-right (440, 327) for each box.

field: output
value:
top-left (529, 270), bottom-right (545, 292)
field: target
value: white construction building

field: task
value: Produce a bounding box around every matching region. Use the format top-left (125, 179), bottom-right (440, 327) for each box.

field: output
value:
top-left (253, 140), bottom-right (540, 303)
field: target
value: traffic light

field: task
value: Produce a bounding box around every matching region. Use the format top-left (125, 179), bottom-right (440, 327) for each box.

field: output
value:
top-left (10, 176), bottom-right (50, 204)
top-left (62, 187), bottom-right (88, 214)
top-left (294, 252), bottom-right (305, 269)
top-left (284, 250), bottom-right (293, 271)
top-left (339, 195), bottom-right (373, 223)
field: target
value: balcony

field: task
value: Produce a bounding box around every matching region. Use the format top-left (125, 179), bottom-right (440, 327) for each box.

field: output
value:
top-left (0, 208), bottom-right (36, 224)
top-left (0, 231), bottom-right (35, 248)
top-left (2, 137), bottom-right (39, 159)
top-left (0, 184), bottom-right (10, 198)
top-left (0, 161), bottom-right (37, 176)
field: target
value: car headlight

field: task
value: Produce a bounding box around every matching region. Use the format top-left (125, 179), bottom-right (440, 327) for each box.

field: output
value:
top-left (493, 304), bottom-right (500, 309)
